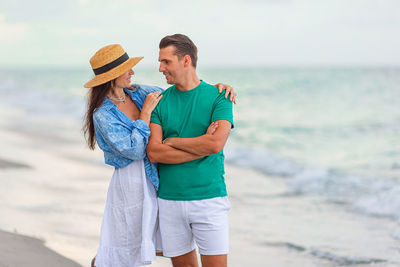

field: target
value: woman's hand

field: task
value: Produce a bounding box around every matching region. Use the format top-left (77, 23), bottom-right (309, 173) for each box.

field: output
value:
top-left (206, 121), bottom-right (219, 135)
top-left (143, 92), bottom-right (163, 113)
top-left (140, 92), bottom-right (163, 125)
top-left (215, 83), bottom-right (237, 104)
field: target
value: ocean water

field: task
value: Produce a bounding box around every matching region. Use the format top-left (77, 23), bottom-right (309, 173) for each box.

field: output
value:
top-left (0, 66), bottom-right (399, 266)
top-left (198, 68), bottom-right (400, 219)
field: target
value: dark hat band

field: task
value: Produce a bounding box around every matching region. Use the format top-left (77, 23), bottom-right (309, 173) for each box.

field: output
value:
top-left (93, 53), bottom-right (129, 75)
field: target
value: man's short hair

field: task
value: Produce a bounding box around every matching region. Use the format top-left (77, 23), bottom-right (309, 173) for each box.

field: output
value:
top-left (159, 34), bottom-right (198, 68)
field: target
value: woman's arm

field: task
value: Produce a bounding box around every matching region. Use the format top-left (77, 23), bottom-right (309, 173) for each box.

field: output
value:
top-left (135, 83), bottom-right (236, 103)
top-left (94, 113), bottom-right (150, 161)
top-left (139, 92), bottom-right (163, 125)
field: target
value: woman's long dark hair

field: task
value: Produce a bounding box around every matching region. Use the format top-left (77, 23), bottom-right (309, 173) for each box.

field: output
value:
top-left (83, 81), bottom-right (113, 150)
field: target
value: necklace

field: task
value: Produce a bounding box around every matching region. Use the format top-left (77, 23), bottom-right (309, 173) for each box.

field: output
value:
top-left (108, 92), bottom-right (126, 103)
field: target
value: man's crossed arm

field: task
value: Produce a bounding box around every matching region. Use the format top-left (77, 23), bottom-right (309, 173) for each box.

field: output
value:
top-left (146, 120), bottom-right (231, 164)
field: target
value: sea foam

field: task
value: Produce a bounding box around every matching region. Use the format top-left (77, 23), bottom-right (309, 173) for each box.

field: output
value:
top-left (226, 146), bottom-right (400, 222)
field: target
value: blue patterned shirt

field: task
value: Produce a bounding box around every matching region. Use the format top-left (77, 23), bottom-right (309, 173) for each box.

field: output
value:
top-left (93, 84), bottom-right (163, 190)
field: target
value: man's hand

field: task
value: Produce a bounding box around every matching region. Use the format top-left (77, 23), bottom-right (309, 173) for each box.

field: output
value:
top-left (215, 83), bottom-right (237, 104)
top-left (206, 121), bottom-right (219, 135)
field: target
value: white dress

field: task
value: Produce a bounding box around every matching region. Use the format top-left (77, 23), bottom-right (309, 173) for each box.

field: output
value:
top-left (94, 159), bottom-right (161, 267)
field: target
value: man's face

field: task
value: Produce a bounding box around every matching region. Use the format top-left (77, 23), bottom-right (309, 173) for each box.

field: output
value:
top-left (158, 45), bottom-right (184, 85)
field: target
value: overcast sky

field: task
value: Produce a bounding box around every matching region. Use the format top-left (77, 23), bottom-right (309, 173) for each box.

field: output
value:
top-left (0, 0), bottom-right (399, 68)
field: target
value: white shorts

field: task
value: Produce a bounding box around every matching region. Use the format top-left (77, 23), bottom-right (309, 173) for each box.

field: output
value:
top-left (158, 196), bottom-right (230, 257)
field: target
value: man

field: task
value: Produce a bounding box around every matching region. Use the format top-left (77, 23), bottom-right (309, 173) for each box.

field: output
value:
top-left (147, 34), bottom-right (234, 267)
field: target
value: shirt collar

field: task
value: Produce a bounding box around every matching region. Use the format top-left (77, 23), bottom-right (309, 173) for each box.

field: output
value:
top-left (101, 97), bottom-right (116, 111)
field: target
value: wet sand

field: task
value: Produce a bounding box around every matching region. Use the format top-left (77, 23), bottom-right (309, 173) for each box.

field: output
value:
top-left (0, 229), bottom-right (81, 267)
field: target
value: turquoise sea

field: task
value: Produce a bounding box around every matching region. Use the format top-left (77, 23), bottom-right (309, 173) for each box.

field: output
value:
top-left (0, 66), bottom-right (399, 266)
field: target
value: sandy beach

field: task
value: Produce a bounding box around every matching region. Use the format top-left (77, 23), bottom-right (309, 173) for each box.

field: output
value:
top-left (0, 102), bottom-right (399, 266)
top-left (0, 229), bottom-right (81, 267)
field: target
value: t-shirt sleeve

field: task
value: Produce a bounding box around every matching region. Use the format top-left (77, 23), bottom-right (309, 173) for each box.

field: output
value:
top-left (212, 92), bottom-right (234, 128)
top-left (150, 104), bottom-right (162, 125)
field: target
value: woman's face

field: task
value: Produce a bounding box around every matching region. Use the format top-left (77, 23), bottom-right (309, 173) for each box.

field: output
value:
top-left (114, 69), bottom-right (134, 89)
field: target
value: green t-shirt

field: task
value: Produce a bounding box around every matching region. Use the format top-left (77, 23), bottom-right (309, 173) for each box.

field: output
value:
top-left (150, 81), bottom-right (234, 200)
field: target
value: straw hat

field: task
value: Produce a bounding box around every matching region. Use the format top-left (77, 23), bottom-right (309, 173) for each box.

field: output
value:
top-left (84, 44), bottom-right (143, 88)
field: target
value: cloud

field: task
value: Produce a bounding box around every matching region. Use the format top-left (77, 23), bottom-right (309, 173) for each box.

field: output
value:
top-left (0, 14), bottom-right (29, 44)
top-left (76, 0), bottom-right (90, 6)
top-left (1, 0), bottom-right (400, 66)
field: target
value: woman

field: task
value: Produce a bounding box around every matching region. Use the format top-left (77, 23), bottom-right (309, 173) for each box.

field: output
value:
top-left (83, 44), bottom-right (235, 267)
